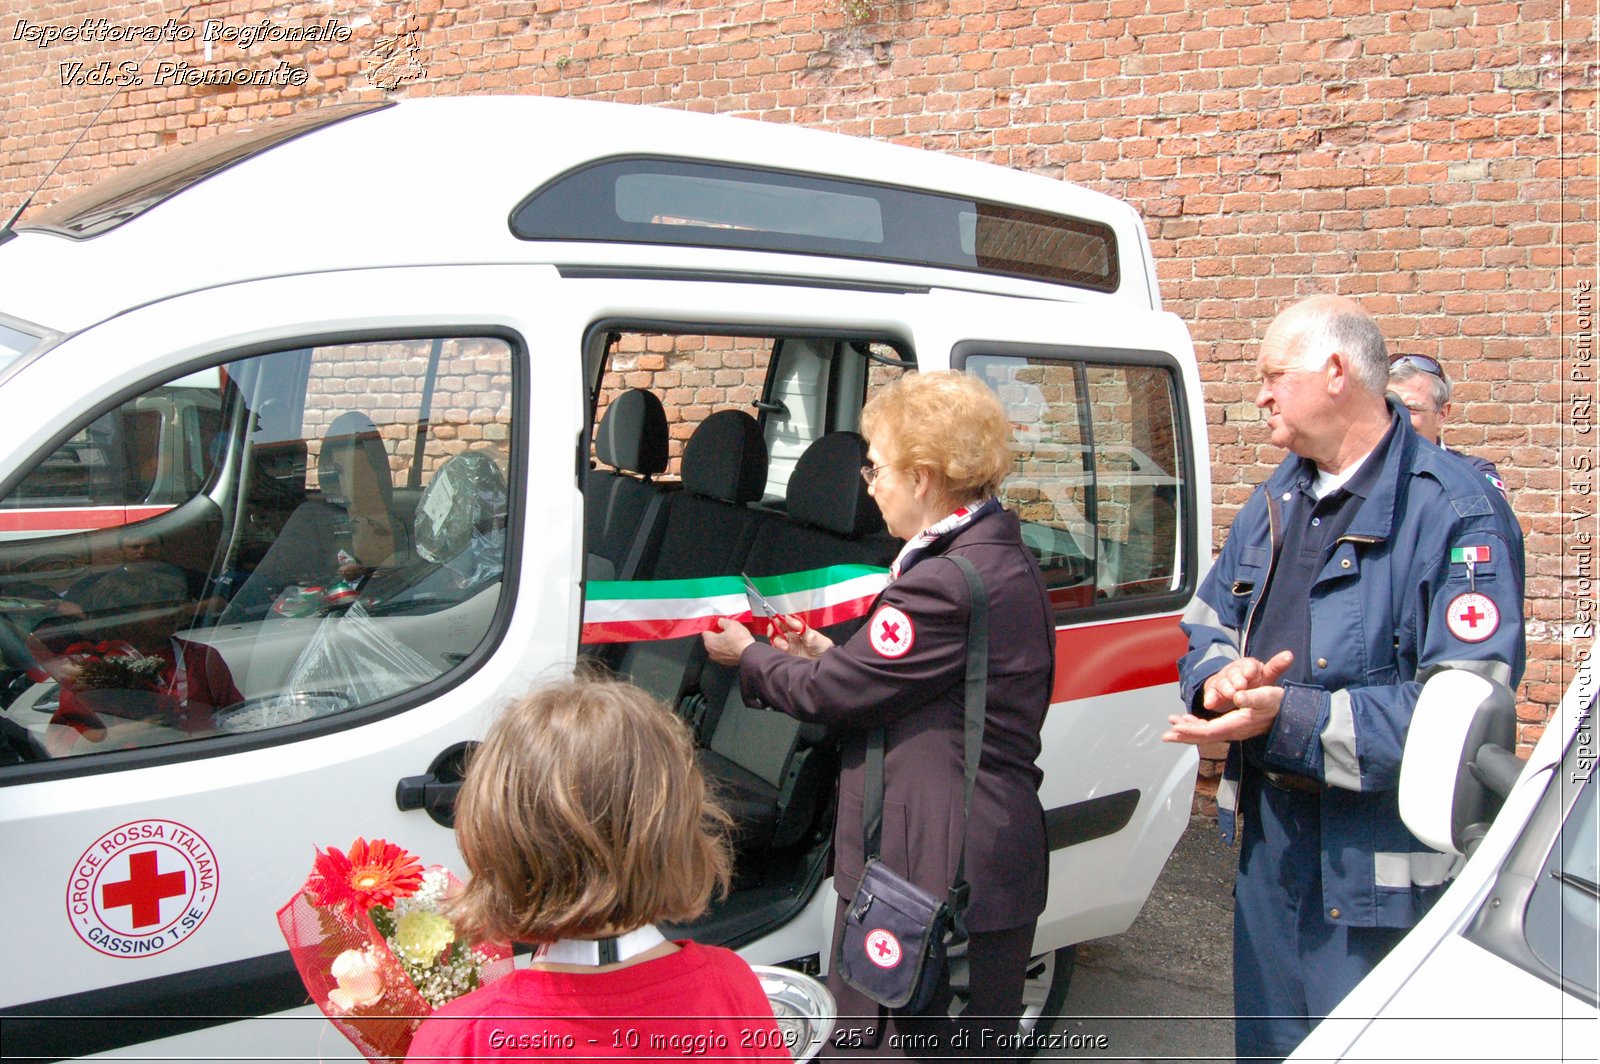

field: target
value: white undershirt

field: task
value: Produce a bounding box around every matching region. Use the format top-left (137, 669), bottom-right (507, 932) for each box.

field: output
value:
top-left (1312, 445), bottom-right (1376, 501)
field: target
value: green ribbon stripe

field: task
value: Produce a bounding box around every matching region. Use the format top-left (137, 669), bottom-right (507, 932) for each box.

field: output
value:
top-left (585, 564), bottom-right (888, 602)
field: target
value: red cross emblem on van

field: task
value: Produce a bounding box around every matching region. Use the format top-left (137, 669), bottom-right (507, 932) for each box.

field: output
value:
top-left (66, 819), bottom-right (219, 959)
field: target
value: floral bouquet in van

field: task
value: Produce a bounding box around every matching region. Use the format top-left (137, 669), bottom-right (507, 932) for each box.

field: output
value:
top-left (276, 837), bottom-right (513, 1063)
top-left (58, 639), bottom-right (167, 691)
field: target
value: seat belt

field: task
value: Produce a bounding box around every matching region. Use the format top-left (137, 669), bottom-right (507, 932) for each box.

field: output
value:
top-left (619, 489), bottom-right (667, 581)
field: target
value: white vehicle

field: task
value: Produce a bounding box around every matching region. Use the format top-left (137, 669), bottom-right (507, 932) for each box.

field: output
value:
top-left (0, 97), bottom-right (1205, 1059)
top-left (1290, 644), bottom-right (1600, 1062)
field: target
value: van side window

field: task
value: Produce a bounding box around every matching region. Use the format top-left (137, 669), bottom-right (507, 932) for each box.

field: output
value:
top-left (0, 336), bottom-right (515, 765)
top-left (966, 354), bottom-right (1186, 613)
top-left (589, 330), bottom-right (907, 510)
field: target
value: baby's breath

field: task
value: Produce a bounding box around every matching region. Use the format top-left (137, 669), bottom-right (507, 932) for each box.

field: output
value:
top-left (383, 868), bottom-right (483, 1009)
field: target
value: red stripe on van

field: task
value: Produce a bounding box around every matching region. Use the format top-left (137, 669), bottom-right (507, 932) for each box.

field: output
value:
top-left (1051, 614), bottom-right (1185, 703)
top-left (0, 505), bottom-right (173, 533)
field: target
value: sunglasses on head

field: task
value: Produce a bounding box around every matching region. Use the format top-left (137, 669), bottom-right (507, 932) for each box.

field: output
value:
top-left (1391, 354), bottom-right (1444, 378)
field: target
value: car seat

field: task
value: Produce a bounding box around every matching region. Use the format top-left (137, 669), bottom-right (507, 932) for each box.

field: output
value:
top-left (220, 412), bottom-right (403, 622)
top-left (585, 388), bottom-right (671, 582)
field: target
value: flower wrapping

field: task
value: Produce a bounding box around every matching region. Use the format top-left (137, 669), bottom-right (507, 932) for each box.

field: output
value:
top-left (276, 838), bottom-right (512, 1063)
top-left (61, 640), bottom-right (167, 690)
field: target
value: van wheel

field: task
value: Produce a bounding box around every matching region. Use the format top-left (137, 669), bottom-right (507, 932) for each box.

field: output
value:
top-left (1017, 946), bottom-right (1075, 1047)
top-left (947, 944), bottom-right (1076, 1055)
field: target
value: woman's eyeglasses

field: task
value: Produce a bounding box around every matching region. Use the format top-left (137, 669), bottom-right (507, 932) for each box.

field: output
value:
top-left (860, 463), bottom-right (891, 486)
top-left (1391, 354), bottom-right (1444, 378)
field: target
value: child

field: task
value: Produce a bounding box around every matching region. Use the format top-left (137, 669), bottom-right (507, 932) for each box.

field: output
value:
top-left (405, 675), bottom-right (790, 1063)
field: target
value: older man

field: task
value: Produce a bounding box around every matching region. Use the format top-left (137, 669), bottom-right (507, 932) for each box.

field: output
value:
top-left (1388, 353), bottom-right (1506, 497)
top-left (1166, 296), bottom-right (1524, 1062)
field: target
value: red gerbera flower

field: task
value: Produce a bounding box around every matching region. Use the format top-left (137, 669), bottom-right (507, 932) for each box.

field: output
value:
top-left (307, 838), bottom-right (424, 918)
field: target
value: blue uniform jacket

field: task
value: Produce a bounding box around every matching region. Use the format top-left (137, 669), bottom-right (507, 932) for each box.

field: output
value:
top-left (1178, 404), bottom-right (1525, 928)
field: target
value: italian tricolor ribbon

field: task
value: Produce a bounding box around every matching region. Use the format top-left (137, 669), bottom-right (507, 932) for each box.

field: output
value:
top-left (581, 564), bottom-right (889, 644)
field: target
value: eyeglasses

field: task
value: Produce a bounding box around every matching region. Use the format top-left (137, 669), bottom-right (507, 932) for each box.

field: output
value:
top-left (1391, 354), bottom-right (1444, 378)
top-left (860, 463), bottom-right (891, 486)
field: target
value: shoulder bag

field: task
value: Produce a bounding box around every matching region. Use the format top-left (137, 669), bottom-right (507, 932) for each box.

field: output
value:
top-left (835, 555), bottom-right (988, 1011)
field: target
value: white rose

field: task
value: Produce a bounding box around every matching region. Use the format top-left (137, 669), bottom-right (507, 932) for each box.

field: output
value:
top-left (327, 948), bottom-right (386, 1010)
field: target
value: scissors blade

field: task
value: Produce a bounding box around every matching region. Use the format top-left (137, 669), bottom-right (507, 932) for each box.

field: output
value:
top-left (741, 572), bottom-right (777, 618)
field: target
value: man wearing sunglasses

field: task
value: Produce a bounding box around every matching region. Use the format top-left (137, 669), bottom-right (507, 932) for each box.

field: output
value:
top-left (1166, 295), bottom-right (1525, 1064)
top-left (1388, 354), bottom-right (1507, 498)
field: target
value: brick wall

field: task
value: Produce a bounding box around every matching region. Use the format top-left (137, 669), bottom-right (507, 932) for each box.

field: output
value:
top-left (4, 0), bottom-right (1596, 796)
top-left (600, 332), bottom-right (773, 469)
top-left (303, 338), bottom-right (514, 487)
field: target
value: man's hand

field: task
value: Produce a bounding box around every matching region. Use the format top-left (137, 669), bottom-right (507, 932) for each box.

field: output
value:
top-left (1164, 649), bottom-right (1294, 745)
top-left (1200, 650), bottom-right (1295, 713)
top-left (702, 617), bottom-right (756, 665)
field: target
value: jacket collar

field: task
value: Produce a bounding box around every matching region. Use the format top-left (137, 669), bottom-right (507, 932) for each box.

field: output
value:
top-left (892, 497), bottom-right (1001, 578)
top-left (1263, 397), bottom-right (1413, 544)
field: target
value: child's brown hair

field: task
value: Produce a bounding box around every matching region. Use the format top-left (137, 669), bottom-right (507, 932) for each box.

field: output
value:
top-left (448, 674), bottom-right (733, 944)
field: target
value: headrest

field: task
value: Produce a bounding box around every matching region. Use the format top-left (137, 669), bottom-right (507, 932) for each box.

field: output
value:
top-left (595, 389), bottom-right (668, 476)
top-left (787, 432), bottom-right (885, 538)
top-left (317, 411), bottom-right (394, 508)
top-left (414, 451), bottom-right (508, 564)
top-left (682, 410), bottom-right (767, 503)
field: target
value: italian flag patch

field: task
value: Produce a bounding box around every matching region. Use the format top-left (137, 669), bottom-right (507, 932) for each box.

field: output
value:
top-left (1451, 546), bottom-right (1492, 564)
top-left (582, 564), bottom-right (888, 644)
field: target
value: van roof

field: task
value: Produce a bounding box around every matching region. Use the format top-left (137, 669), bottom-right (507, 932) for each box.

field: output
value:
top-left (0, 96), bottom-right (1159, 334)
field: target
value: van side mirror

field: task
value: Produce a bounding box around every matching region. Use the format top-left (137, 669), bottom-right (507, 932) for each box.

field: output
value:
top-left (1399, 670), bottom-right (1521, 858)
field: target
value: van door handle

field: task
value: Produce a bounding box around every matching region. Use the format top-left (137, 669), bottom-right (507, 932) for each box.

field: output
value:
top-left (395, 741), bottom-right (476, 827)
top-left (395, 774), bottom-right (460, 813)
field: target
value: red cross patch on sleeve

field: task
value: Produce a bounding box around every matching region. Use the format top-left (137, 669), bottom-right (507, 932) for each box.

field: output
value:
top-left (868, 605), bottom-right (915, 658)
top-left (1445, 592), bottom-right (1500, 643)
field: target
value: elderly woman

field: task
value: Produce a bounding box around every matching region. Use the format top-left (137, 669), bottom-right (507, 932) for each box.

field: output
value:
top-left (704, 371), bottom-right (1054, 1057)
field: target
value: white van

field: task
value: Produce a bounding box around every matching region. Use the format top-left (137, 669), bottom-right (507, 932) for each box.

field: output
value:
top-left (1289, 646), bottom-right (1599, 1062)
top-left (0, 97), bottom-right (1206, 1059)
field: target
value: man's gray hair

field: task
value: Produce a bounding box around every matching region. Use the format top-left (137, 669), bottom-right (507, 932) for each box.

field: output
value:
top-left (1292, 306), bottom-right (1390, 394)
top-left (1389, 357), bottom-right (1452, 411)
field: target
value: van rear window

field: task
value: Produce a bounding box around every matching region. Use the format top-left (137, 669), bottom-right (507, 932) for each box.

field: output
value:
top-left (17, 102), bottom-right (392, 240)
top-left (511, 157), bottom-right (1120, 293)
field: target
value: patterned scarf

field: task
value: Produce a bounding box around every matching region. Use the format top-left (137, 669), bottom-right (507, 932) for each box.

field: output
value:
top-left (889, 497), bottom-right (1000, 580)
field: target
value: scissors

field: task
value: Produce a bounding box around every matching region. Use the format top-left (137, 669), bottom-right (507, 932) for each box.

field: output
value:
top-left (741, 572), bottom-right (807, 636)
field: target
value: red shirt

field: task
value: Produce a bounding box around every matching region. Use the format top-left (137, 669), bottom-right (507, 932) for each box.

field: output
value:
top-left (405, 942), bottom-right (789, 1064)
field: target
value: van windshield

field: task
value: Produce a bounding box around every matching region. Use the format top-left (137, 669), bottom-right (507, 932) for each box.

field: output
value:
top-left (16, 102), bottom-right (391, 240)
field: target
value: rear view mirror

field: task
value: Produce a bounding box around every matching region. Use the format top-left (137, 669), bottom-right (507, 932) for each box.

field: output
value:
top-left (1400, 670), bottom-right (1521, 857)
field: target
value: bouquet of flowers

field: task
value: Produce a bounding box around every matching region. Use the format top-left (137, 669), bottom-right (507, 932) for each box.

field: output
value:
top-left (59, 639), bottom-right (166, 690)
top-left (277, 837), bottom-right (513, 1063)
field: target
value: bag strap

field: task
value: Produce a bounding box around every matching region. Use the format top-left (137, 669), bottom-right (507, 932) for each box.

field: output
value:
top-left (862, 554), bottom-right (989, 914)
top-left (863, 727), bottom-right (885, 856)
